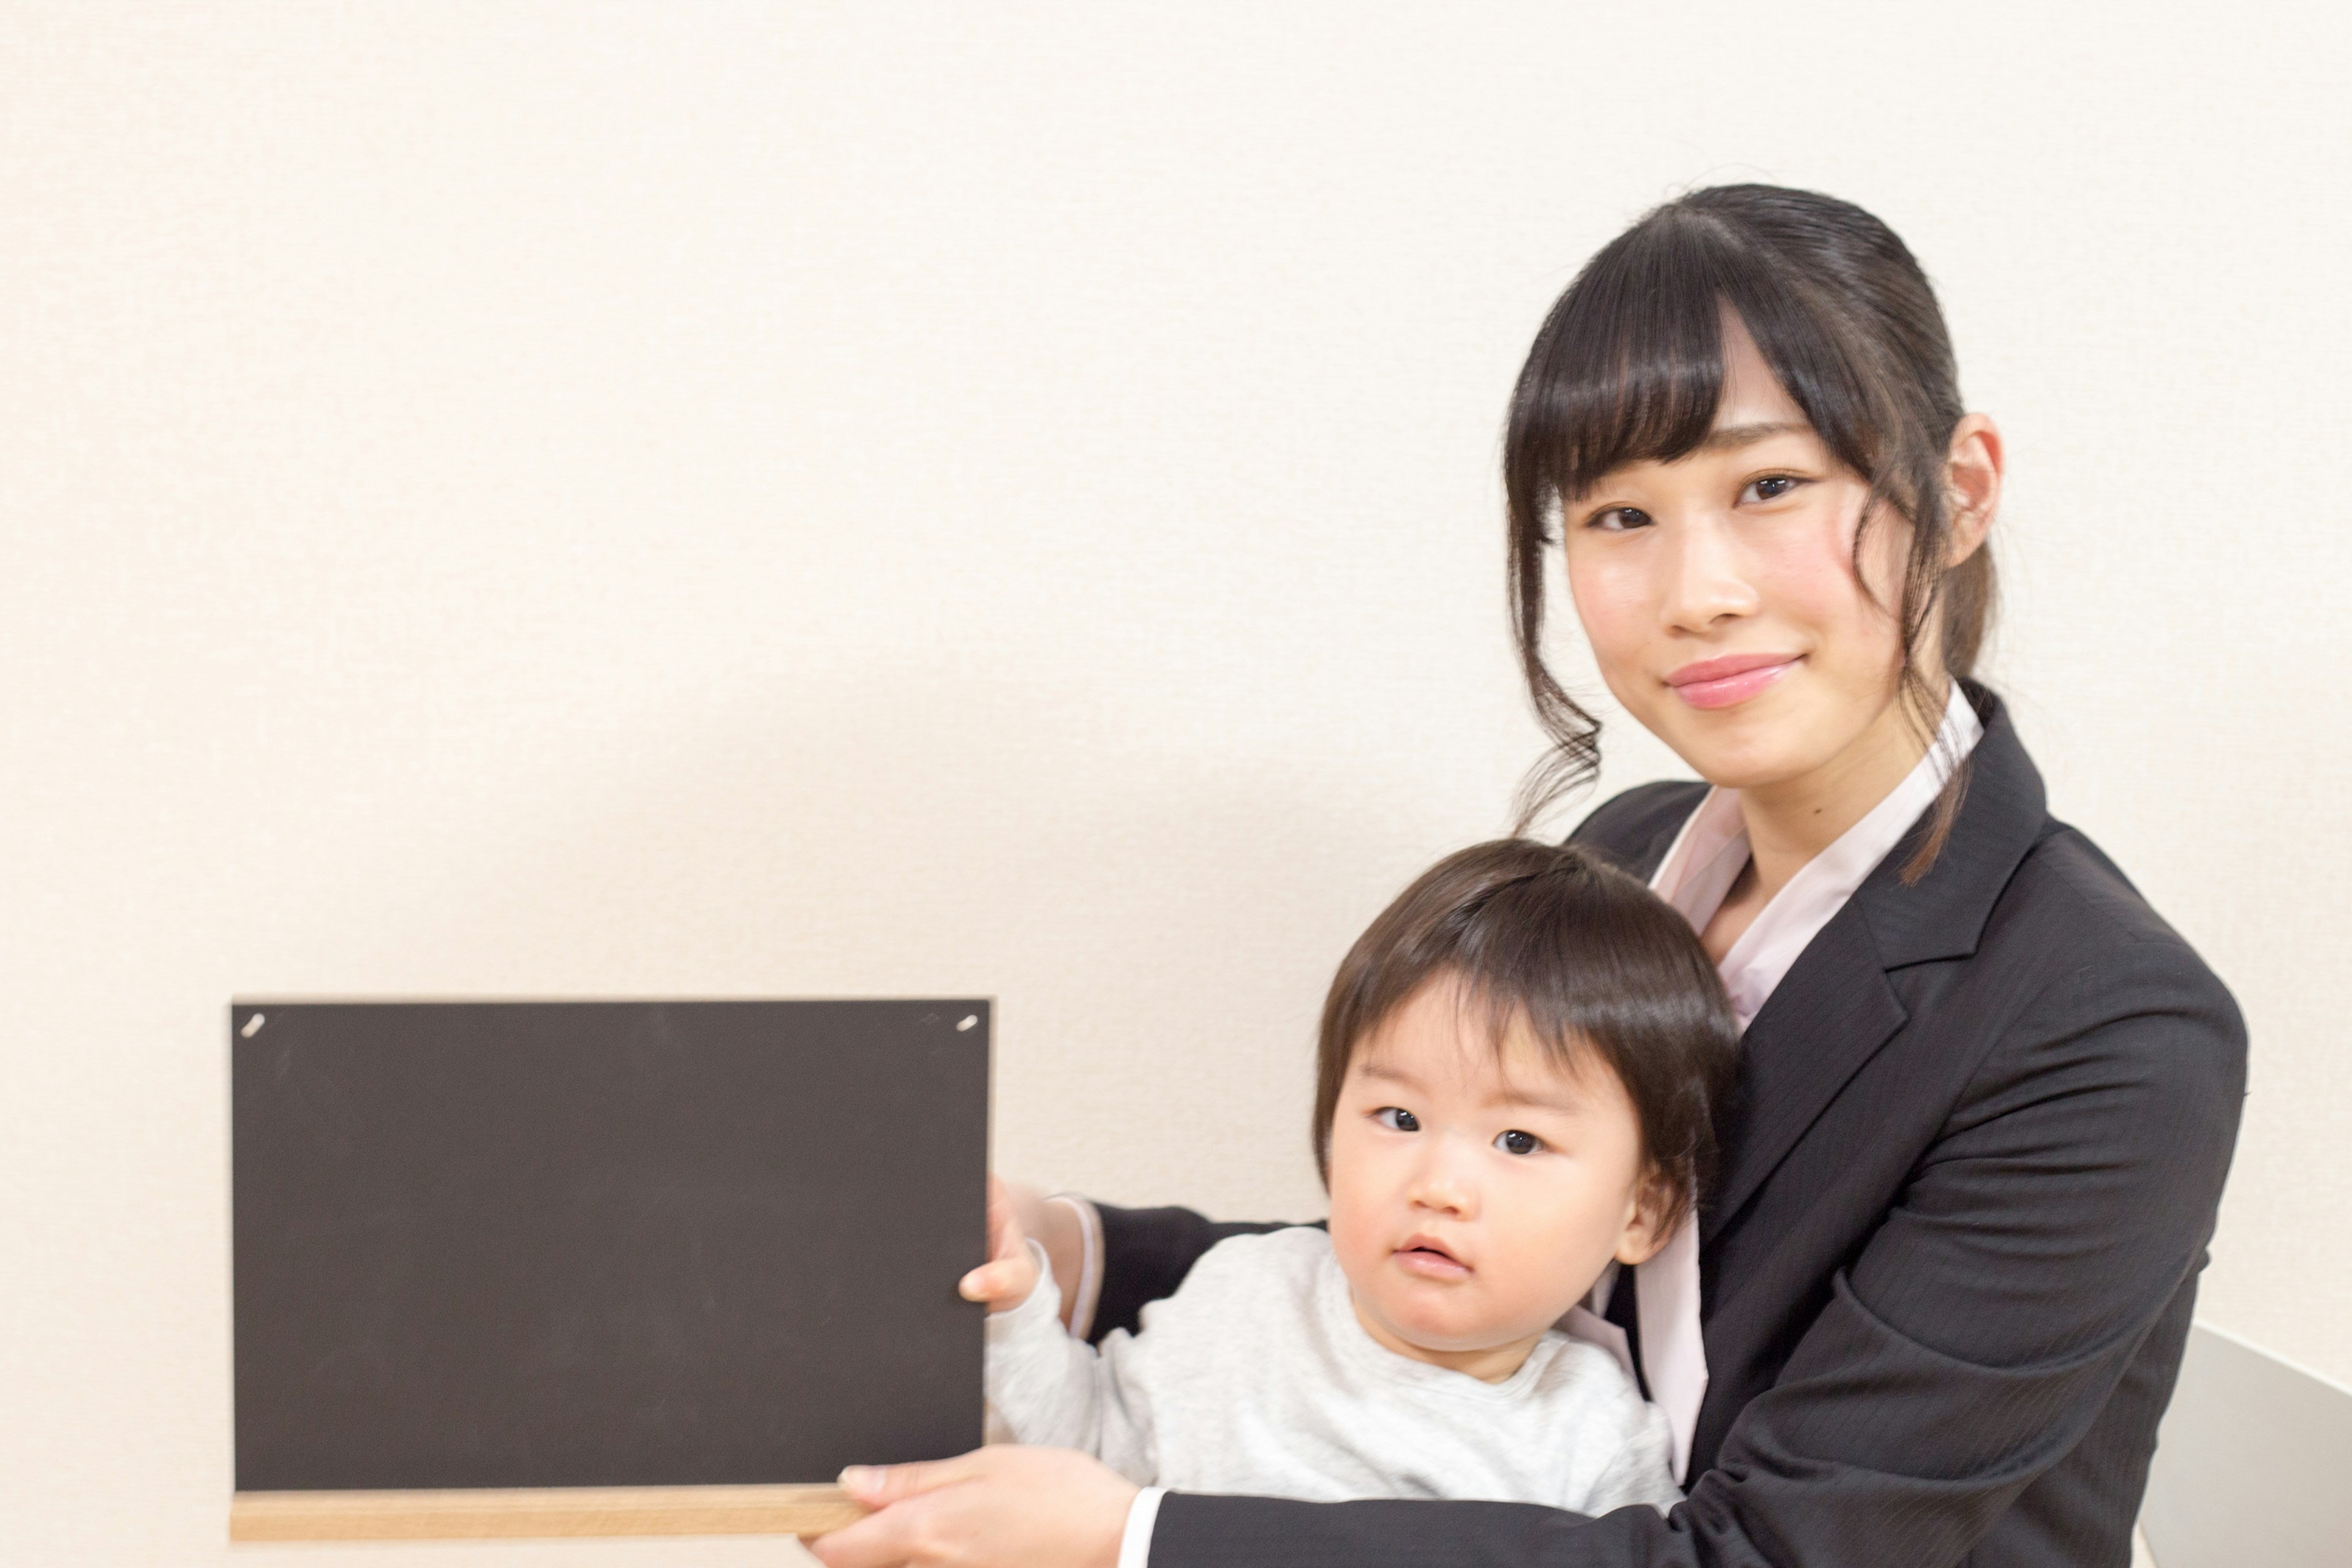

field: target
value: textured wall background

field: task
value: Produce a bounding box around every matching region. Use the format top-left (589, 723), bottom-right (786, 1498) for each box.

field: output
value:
top-left (5, 4), bottom-right (2346, 1560)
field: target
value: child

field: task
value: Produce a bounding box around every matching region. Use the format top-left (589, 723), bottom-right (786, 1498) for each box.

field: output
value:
top-left (961, 839), bottom-right (1740, 1513)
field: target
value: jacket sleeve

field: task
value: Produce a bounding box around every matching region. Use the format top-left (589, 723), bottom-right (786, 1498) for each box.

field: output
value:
top-left (1090, 1204), bottom-right (1302, 1344)
top-left (1144, 935), bottom-right (2247, 1567)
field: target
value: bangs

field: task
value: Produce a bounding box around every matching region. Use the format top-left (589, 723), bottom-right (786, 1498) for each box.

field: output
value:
top-left (1433, 867), bottom-right (1727, 1084)
top-left (1507, 206), bottom-right (1910, 529)
top-left (1515, 218), bottom-right (1739, 512)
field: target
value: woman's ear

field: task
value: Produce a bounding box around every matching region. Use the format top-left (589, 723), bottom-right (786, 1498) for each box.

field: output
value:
top-left (1945, 413), bottom-right (2003, 567)
top-left (1612, 1170), bottom-right (1681, 1267)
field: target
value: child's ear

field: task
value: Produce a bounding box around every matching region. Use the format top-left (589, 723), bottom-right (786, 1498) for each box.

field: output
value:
top-left (1612, 1171), bottom-right (1681, 1267)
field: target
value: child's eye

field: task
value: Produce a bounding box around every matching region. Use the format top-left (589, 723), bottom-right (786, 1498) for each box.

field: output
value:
top-left (1584, 505), bottom-right (1653, 532)
top-left (1375, 1107), bottom-right (1420, 1133)
top-left (1739, 474), bottom-right (1803, 504)
top-left (1494, 1129), bottom-right (1544, 1156)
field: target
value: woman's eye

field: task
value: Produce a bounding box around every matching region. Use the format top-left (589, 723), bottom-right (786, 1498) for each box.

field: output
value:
top-left (1585, 506), bottom-right (1653, 532)
top-left (1740, 475), bottom-right (1801, 504)
top-left (1375, 1107), bottom-right (1420, 1133)
top-left (1494, 1129), bottom-right (1543, 1156)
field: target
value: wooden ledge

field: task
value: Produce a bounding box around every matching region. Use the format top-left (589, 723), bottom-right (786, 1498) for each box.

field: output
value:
top-left (230, 1483), bottom-right (865, 1541)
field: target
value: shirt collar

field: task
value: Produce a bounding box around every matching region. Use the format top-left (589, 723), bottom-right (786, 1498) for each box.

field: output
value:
top-left (1648, 682), bottom-right (1985, 1028)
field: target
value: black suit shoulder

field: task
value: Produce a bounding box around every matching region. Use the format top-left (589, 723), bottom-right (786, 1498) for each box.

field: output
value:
top-left (1980, 820), bottom-right (2243, 1035)
top-left (1836, 814), bottom-right (2246, 1389)
top-left (1566, 779), bottom-right (1709, 876)
top-left (1937, 821), bottom-right (2247, 1208)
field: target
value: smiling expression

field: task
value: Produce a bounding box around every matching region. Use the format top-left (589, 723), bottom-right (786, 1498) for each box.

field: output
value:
top-left (1324, 973), bottom-right (1664, 1382)
top-left (1559, 312), bottom-right (1934, 802)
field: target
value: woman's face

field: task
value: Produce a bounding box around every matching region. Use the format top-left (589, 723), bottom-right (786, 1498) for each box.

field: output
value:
top-left (1559, 318), bottom-right (1931, 798)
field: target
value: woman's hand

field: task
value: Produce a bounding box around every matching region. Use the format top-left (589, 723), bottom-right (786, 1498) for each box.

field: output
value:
top-left (957, 1177), bottom-right (1040, 1313)
top-left (808, 1446), bottom-right (1137, 1568)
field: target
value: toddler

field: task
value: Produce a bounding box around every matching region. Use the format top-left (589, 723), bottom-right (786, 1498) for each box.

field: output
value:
top-left (964, 839), bottom-right (1738, 1513)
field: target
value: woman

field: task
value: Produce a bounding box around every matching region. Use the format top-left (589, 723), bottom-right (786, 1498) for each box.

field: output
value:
top-left (812, 186), bottom-right (2245, 1568)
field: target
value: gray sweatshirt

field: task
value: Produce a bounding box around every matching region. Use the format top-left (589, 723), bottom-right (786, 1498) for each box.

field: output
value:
top-left (985, 1225), bottom-right (1680, 1513)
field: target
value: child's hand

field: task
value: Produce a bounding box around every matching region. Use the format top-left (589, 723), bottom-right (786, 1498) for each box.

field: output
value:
top-left (958, 1175), bottom-right (1042, 1314)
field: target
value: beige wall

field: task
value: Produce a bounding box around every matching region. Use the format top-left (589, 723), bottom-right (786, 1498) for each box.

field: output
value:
top-left (4, 4), bottom-right (2347, 1561)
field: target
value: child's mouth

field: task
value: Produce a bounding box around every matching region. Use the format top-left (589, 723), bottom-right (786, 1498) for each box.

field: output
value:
top-left (1393, 1236), bottom-right (1471, 1280)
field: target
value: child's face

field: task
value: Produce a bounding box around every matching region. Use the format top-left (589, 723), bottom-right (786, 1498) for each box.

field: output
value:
top-left (1325, 973), bottom-right (1666, 1376)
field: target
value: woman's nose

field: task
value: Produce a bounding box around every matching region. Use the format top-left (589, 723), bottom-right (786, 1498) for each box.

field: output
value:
top-left (1660, 514), bottom-right (1761, 633)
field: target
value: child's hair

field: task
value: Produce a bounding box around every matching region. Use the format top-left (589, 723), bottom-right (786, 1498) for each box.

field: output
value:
top-left (1504, 184), bottom-right (1990, 880)
top-left (1313, 839), bottom-right (1740, 1239)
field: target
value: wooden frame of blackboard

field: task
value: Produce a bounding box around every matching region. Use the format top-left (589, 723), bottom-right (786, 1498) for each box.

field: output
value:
top-left (228, 1482), bottom-right (864, 1540)
top-left (228, 998), bottom-right (990, 1543)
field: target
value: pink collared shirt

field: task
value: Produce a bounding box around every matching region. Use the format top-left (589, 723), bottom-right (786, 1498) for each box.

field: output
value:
top-left (1629, 680), bottom-right (1982, 1482)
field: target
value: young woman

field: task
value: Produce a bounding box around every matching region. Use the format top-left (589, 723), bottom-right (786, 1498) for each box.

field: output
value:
top-left (811, 186), bottom-right (2245, 1568)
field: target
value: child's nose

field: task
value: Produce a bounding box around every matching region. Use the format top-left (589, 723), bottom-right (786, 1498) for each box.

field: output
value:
top-left (1406, 1140), bottom-right (1478, 1218)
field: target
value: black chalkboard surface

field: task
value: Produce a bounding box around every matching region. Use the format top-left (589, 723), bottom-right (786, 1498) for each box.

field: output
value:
top-left (230, 1000), bottom-right (989, 1494)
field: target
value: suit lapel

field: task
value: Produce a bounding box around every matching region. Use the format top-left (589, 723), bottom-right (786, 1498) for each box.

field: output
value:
top-left (1706, 686), bottom-right (2048, 1242)
top-left (1701, 908), bottom-right (1905, 1245)
top-left (1574, 685), bottom-right (2052, 1251)
top-left (1572, 780), bottom-right (1711, 883)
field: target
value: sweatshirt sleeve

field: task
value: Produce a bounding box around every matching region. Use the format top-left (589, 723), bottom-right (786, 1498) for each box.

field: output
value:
top-left (1575, 1396), bottom-right (1681, 1517)
top-left (1088, 1202), bottom-right (1303, 1342)
top-left (984, 1243), bottom-right (1163, 1485)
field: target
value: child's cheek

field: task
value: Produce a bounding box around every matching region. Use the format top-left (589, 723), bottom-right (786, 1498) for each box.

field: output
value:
top-left (1321, 1135), bottom-right (1386, 1287)
top-left (1488, 1165), bottom-right (1597, 1324)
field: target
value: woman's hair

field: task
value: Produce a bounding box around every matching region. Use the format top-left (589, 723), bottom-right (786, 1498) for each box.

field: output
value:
top-left (1313, 839), bottom-right (1741, 1238)
top-left (1504, 184), bottom-right (1994, 878)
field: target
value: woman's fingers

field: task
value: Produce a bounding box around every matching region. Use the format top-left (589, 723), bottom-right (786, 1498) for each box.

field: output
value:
top-left (806, 1495), bottom-right (933, 1568)
top-left (810, 1447), bottom-right (1134, 1568)
top-left (808, 1457), bottom-right (981, 1566)
top-left (838, 1454), bottom-right (978, 1506)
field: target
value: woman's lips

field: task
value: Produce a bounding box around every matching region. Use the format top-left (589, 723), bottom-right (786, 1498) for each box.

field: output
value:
top-left (1667, 653), bottom-right (1800, 710)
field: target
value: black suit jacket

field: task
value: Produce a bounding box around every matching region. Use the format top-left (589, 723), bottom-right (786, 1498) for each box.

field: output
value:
top-left (1092, 687), bottom-right (2245, 1568)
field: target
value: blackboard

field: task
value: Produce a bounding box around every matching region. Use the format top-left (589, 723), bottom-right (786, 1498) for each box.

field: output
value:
top-left (230, 999), bottom-right (989, 1494)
